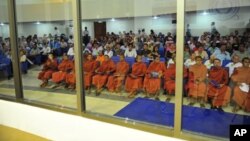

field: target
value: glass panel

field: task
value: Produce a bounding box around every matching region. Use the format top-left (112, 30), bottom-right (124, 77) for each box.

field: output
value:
top-left (15, 0), bottom-right (76, 109)
top-left (81, 0), bottom-right (176, 128)
top-left (183, 0), bottom-right (250, 139)
top-left (0, 0), bottom-right (15, 97)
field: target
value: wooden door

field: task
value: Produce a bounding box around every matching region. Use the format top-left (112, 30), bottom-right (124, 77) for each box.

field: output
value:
top-left (94, 22), bottom-right (106, 39)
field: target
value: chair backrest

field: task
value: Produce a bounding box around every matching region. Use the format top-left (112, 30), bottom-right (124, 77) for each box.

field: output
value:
top-left (222, 60), bottom-right (231, 67)
top-left (111, 56), bottom-right (120, 64)
top-left (0, 57), bottom-right (11, 65)
top-left (125, 57), bottom-right (135, 67)
top-left (160, 57), bottom-right (166, 62)
top-left (159, 47), bottom-right (165, 57)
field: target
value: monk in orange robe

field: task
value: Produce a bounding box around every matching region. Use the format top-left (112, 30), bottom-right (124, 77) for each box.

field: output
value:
top-left (96, 51), bottom-right (105, 64)
top-left (187, 56), bottom-right (207, 107)
top-left (106, 55), bottom-right (129, 92)
top-left (51, 54), bottom-right (74, 88)
top-left (143, 56), bottom-right (166, 100)
top-left (65, 63), bottom-right (76, 90)
top-left (125, 55), bottom-right (147, 98)
top-left (83, 54), bottom-right (99, 92)
top-left (38, 53), bottom-right (58, 87)
top-left (231, 57), bottom-right (250, 113)
top-left (207, 59), bottom-right (231, 111)
top-left (92, 55), bottom-right (116, 96)
top-left (164, 55), bottom-right (188, 102)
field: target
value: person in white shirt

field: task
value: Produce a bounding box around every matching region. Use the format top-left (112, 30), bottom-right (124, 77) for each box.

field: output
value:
top-left (41, 44), bottom-right (51, 55)
top-left (68, 35), bottom-right (74, 44)
top-left (194, 45), bottom-right (208, 60)
top-left (226, 55), bottom-right (242, 77)
top-left (54, 27), bottom-right (60, 36)
top-left (124, 44), bottom-right (137, 58)
top-left (184, 53), bottom-right (196, 68)
top-left (83, 27), bottom-right (89, 36)
top-left (67, 44), bottom-right (74, 57)
top-left (231, 43), bottom-right (249, 61)
top-left (104, 46), bottom-right (113, 58)
top-left (204, 55), bottom-right (215, 69)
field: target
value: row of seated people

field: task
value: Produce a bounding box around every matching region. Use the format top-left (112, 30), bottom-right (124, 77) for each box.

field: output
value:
top-left (38, 53), bottom-right (250, 113)
top-left (0, 54), bottom-right (12, 79)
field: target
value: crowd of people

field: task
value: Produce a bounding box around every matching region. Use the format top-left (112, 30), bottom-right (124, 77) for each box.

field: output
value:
top-left (0, 23), bottom-right (250, 113)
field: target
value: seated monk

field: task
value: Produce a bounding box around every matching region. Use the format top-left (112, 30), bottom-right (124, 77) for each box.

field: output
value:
top-left (38, 53), bottom-right (58, 88)
top-left (164, 55), bottom-right (188, 102)
top-left (143, 56), bottom-right (166, 100)
top-left (106, 55), bottom-right (129, 93)
top-left (187, 56), bottom-right (207, 108)
top-left (207, 59), bottom-right (231, 111)
top-left (65, 60), bottom-right (76, 90)
top-left (125, 55), bottom-right (147, 98)
top-left (231, 57), bottom-right (250, 113)
top-left (51, 54), bottom-right (74, 88)
top-left (92, 55), bottom-right (116, 96)
top-left (83, 54), bottom-right (99, 93)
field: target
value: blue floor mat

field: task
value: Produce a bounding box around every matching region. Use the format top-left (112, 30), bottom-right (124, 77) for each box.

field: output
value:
top-left (114, 97), bottom-right (250, 138)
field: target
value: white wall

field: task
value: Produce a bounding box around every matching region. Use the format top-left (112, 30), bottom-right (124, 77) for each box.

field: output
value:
top-left (1, 6), bottom-right (249, 38)
top-left (0, 100), bottom-right (183, 141)
top-left (186, 6), bottom-right (250, 36)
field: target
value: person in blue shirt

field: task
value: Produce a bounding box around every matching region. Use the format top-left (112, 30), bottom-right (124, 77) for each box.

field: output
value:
top-left (212, 44), bottom-right (231, 61)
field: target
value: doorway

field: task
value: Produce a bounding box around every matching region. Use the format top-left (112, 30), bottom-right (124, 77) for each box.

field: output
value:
top-left (94, 22), bottom-right (106, 39)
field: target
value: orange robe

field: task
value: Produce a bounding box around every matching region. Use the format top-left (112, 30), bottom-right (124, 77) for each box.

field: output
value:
top-left (65, 70), bottom-right (76, 86)
top-left (96, 55), bottom-right (105, 64)
top-left (106, 61), bottom-right (129, 92)
top-left (125, 62), bottom-right (147, 93)
top-left (65, 61), bottom-right (76, 85)
top-left (92, 60), bottom-right (116, 89)
top-left (164, 64), bottom-right (188, 95)
top-left (83, 60), bottom-right (98, 88)
top-left (207, 67), bottom-right (231, 106)
top-left (188, 64), bottom-right (207, 98)
top-left (143, 62), bottom-right (166, 94)
top-left (52, 59), bottom-right (74, 83)
top-left (231, 67), bottom-right (250, 111)
top-left (38, 59), bottom-right (58, 81)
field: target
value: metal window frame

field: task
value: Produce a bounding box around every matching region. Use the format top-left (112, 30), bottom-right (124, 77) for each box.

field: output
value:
top-left (7, 0), bottom-right (216, 140)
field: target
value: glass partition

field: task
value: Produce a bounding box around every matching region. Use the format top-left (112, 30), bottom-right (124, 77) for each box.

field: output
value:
top-left (81, 0), bottom-right (177, 129)
top-left (14, 0), bottom-right (76, 109)
top-left (182, 0), bottom-right (250, 139)
top-left (0, 0), bottom-right (15, 98)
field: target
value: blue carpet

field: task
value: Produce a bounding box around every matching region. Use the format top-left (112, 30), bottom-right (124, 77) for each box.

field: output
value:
top-left (114, 97), bottom-right (250, 138)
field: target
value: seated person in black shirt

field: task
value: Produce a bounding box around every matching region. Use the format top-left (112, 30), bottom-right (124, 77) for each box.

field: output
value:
top-left (140, 43), bottom-right (151, 57)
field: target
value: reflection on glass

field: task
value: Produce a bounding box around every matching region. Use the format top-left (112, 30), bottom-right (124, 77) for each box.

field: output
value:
top-left (13, 0), bottom-right (76, 109)
top-left (183, 0), bottom-right (250, 139)
top-left (0, 0), bottom-right (15, 97)
top-left (81, 0), bottom-right (176, 128)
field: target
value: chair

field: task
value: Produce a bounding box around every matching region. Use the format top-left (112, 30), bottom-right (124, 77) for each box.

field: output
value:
top-left (159, 47), bottom-right (165, 58)
top-left (0, 57), bottom-right (12, 78)
top-left (222, 60), bottom-right (231, 67)
top-left (142, 57), bottom-right (150, 66)
top-left (125, 57), bottom-right (135, 68)
top-left (160, 57), bottom-right (166, 63)
top-left (21, 61), bottom-right (28, 73)
top-left (35, 54), bottom-right (42, 65)
top-left (111, 56), bottom-right (120, 64)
